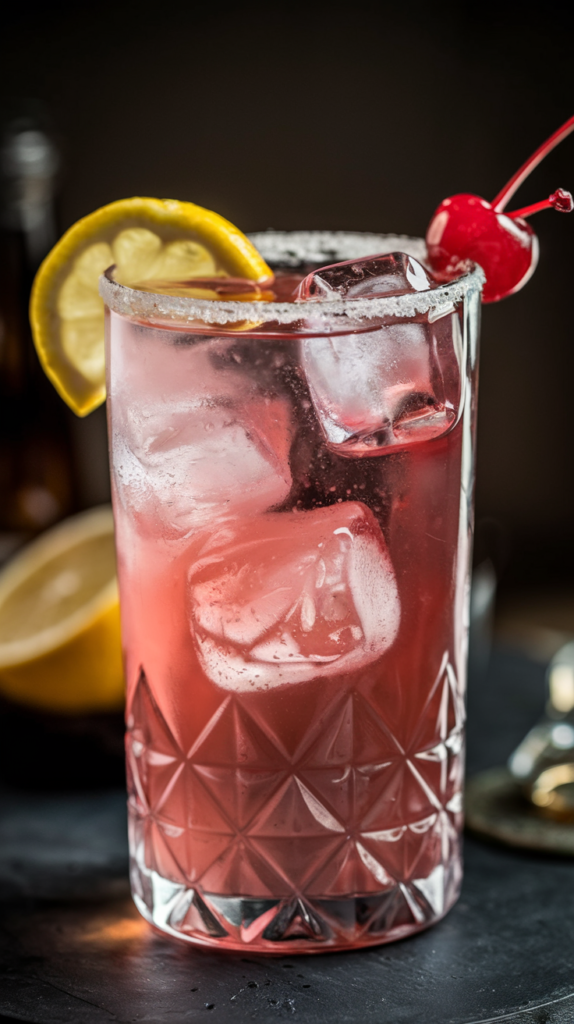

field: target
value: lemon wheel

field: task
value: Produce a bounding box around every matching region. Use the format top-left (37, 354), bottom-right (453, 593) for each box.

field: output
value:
top-left (30, 197), bottom-right (271, 416)
top-left (0, 506), bottom-right (124, 714)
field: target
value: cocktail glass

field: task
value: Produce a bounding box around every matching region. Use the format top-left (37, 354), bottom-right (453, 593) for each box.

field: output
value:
top-left (101, 231), bottom-right (483, 952)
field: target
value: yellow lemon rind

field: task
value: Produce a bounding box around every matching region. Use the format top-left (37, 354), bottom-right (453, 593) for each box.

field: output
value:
top-left (0, 506), bottom-right (124, 714)
top-left (0, 602), bottom-right (124, 714)
top-left (30, 197), bottom-right (271, 417)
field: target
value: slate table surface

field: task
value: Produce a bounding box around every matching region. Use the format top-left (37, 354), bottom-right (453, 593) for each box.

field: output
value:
top-left (1, 646), bottom-right (574, 1024)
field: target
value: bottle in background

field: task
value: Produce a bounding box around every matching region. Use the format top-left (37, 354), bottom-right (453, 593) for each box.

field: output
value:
top-left (0, 114), bottom-right (75, 545)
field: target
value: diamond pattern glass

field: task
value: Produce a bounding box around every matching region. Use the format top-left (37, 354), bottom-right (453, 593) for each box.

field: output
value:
top-left (127, 650), bottom-right (464, 950)
top-left (108, 235), bottom-right (480, 951)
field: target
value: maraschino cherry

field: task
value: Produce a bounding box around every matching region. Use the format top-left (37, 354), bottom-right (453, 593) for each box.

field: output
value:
top-left (426, 116), bottom-right (574, 302)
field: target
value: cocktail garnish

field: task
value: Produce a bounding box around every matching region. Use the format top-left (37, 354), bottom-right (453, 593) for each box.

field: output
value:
top-left (29, 198), bottom-right (272, 416)
top-left (426, 115), bottom-right (574, 302)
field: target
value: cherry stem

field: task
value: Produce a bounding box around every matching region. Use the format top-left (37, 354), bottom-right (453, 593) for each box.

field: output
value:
top-left (492, 115), bottom-right (574, 212)
top-left (508, 199), bottom-right (554, 219)
top-left (508, 189), bottom-right (574, 220)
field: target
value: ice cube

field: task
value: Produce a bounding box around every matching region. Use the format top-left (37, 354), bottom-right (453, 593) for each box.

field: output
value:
top-left (297, 251), bottom-right (463, 457)
top-left (297, 252), bottom-right (433, 301)
top-left (188, 502), bottom-right (400, 691)
top-left (111, 340), bottom-right (293, 536)
top-left (301, 314), bottom-right (464, 457)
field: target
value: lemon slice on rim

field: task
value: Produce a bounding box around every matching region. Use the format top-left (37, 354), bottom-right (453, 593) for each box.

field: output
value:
top-left (0, 507), bottom-right (124, 714)
top-left (29, 197), bottom-right (271, 416)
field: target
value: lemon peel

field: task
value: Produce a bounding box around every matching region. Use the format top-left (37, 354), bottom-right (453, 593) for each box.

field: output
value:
top-left (30, 197), bottom-right (271, 416)
top-left (0, 507), bottom-right (124, 714)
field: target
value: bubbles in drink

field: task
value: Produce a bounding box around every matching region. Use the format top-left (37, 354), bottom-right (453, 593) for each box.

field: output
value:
top-left (296, 251), bottom-right (465, 457)
top-left (111, 335), bottom-right (293, 535)
top-left (110, 235), bottom-right (479, 950)
top-left (187, 502), bottom-right (400, 691)
top-left (301, 315), bottom-right (464, 457)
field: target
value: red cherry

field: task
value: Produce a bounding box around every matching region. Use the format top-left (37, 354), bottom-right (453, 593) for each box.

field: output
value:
top-left (426, 116), bottom-right (574, 303)
top-left (426, 194), bottom-right (537, 303)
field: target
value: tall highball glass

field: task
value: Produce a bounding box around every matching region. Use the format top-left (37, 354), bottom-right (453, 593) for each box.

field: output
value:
top-left (101, 232), bottom-right (483, 952)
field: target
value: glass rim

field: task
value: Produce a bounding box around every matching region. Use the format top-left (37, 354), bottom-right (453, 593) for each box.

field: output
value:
top-left (98, 229), bottom-right (485, 327)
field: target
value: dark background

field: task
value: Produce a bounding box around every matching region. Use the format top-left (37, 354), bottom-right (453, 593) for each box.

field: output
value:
top-left (2, 0), bottom-right (573, 594)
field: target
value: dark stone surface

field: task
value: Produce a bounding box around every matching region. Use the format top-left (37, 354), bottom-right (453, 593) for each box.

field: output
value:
top-left (1, 647), bottom-right (574, 1024)
top-left (0, 789), bottom-right (129, 903)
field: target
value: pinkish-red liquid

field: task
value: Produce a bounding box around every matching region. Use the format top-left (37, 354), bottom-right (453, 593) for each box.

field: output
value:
top-left (107, 279), bottom-right (476, 951)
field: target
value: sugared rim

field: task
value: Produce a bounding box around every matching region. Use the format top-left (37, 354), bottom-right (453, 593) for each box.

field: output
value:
top-left (99, 230), bottom-right (485, 326)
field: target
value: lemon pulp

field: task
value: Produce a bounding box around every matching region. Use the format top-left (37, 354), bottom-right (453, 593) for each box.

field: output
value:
top-left (0, 507), bottom-right (124, 713)
top-left (30, 197), bottom-right (271, 416)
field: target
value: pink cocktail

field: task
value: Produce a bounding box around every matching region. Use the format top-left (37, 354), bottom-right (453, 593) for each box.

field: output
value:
top-left (102, 232), bottom-right (483, 951)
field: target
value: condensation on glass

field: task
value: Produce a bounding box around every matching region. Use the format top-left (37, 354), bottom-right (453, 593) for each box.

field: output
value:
top-left (101, 233), bottom-right (483, 952)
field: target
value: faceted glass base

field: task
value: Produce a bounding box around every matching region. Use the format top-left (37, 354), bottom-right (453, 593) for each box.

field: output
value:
top-left (130, 842), bottom-right (462, 953)
top-left (126, 658), bottom-right (466, 952)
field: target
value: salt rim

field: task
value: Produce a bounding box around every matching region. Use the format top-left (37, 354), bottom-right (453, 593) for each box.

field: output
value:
top-left (99, 230), bottom-right (485, 326)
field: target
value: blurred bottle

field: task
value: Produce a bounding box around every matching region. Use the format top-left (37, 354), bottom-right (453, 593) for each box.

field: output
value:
top-left (0, 114), bottom-right (75, 545)
top-left (0, 114), bottom-right (120, 792)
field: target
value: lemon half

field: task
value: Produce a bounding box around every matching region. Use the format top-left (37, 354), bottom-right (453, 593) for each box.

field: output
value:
top-left (0, 507), bottom-right (124, 713)
top-left (30, 197), bottom-right (271, 416)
